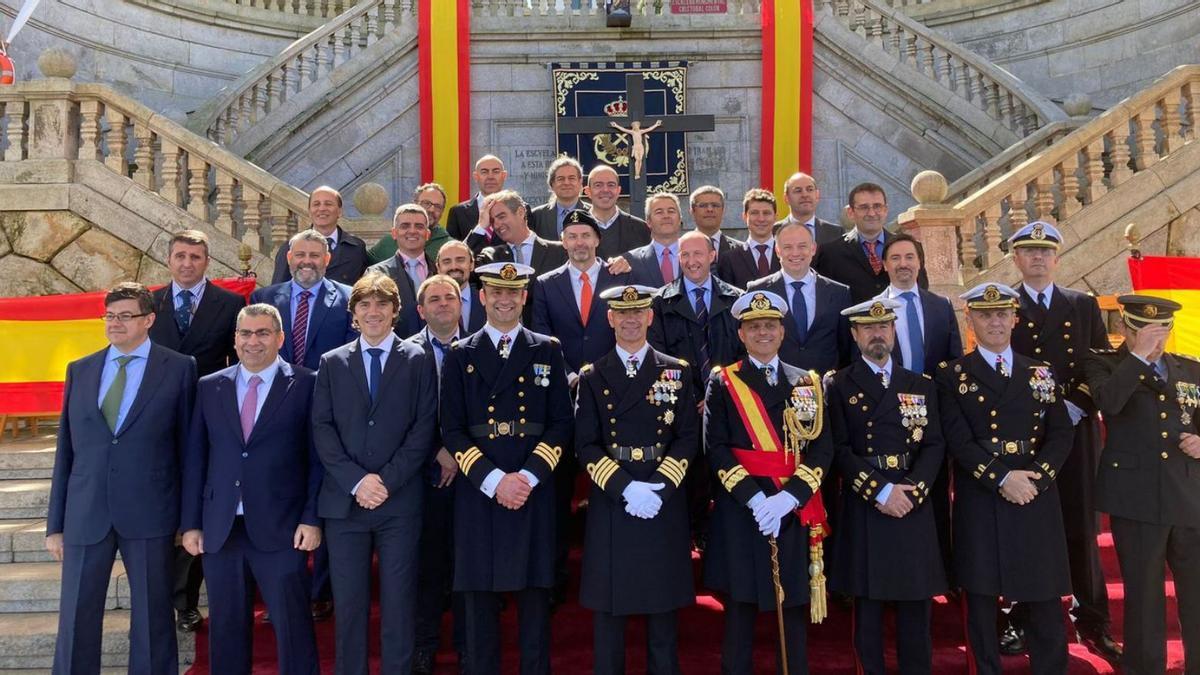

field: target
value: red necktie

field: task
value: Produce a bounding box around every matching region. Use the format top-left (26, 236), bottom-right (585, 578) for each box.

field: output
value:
top-left (579, 272), bottom-right (593, 326)
top-left (660, 248), bottom-right (675, 284)
top-left (755, 244), bottom-right (770, 276)
top-left (865, 240), bottom-right (883, 275)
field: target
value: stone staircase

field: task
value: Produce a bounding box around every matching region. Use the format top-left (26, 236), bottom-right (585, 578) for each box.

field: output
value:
top-left (0, 433), bottom-right (196, 671)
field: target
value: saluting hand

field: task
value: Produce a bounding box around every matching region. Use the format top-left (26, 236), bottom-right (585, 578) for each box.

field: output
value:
top-left (1180, 432), bottom-right (1200, 459)
top-left (1129, 324), bottom-right (1171, 363)
top-left (877, 484), bottom-right (916, 518)
top-left (999, 470), bottom-right (1040, 505)
top-left (496, 472), bottom-right (533, 509)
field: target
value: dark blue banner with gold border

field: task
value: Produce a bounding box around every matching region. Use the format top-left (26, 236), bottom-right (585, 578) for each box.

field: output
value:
top-left (552, 61), bottom-right (691, 195)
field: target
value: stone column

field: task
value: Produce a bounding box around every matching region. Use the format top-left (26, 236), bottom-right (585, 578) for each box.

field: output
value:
top-left (897, 170), bottom-right (964, 291)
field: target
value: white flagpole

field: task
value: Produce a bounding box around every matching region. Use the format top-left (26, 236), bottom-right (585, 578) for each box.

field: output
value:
top-left (6, 0), bottom-right (46, 44)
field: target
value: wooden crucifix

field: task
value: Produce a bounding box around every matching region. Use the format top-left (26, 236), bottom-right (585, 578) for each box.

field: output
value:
top-left (557, 72), bottom-right (715, 218)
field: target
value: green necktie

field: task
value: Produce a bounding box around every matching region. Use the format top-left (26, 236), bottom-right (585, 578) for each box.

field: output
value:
top-left (101, 355), bottom-right (135, 432)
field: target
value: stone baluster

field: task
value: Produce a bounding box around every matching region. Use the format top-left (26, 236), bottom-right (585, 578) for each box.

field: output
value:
top-left (366, 3), bottom-right (379, 43)
top-left (160, 140), bottom-right (184, 207)
top-left (347, 13), bottom-right (362, 49)
top-left (959, 212), bottom-right (978, 269)
top-left (276, 65), bottom-right (290, 105)
top-left (1006, 187), bottom-right (1028, 239)
top-left (935, 48), bottom-right (952, 87)
top-left (296, 49), bottom-right (311, 86)
top-left (382, 0), bottom-right (396, 32)
top-left (214, 170), bottom-right (237, 236)
top-left (1108, 122), bottom-right (1133, 186)
top-left (888, 19), bottom-right (903, 51)
top-left (897, 171), bottom-right (965, 287)
top-left (270, 200), bottom-right (294, 251)
top-left (1159, 93), bottom-right (1182, 154)
top-left (243, 190), bottom-right (265, 251)
top-left (332, 28), bottom-right (346, 67)
top-left (1183, 81), bottom-right (1200, 141)
top-left (187, 153), bottom-right (209, 220)
top-left (835, 0), bottom-right (849, 17)
top-left (851, 2), bottom-right (866, 37)
top-left (1058, 151), bottom-right (1082, 219)
top-left (981, 203), bottom-right (1002, 268)
top-left (104, 108), bottom-right (128, 174)
top-left (1131, 110), bottom-right (1158, 170)
top-left (78, 99), bottom-right (104, 161)
top-left (997, 91), bottom-right (1014, 131)
top-left (1083, 138), bottom-right (1107, 201)
top-left (868, 11), bottom-right (884, 46)
top-left (919, 41), bottom-right (935, 77)
top-left (956, 61), bottom-right (973, 101)
top-left (903, 33), bottom-right (917, 63)
top-left (1032, 172), bottom-right (1055, 224)
top-left (3, 101), bottom-right (24, 162)
top-left (132, 123), bottom-right (156, 190)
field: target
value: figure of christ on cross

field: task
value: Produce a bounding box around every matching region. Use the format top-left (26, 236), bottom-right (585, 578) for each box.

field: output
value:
top-left (557, 72), bottom-right (715, 217)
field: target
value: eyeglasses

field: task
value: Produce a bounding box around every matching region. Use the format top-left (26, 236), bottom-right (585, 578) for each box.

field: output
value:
top-left (417, 200), bottom-right (444, 211)
top-left (102, 312), bottom-right (150, 323)
top-left (852, 203), bottom-right (887, 213)
top-left (236, 329), bottom-right (279, 339)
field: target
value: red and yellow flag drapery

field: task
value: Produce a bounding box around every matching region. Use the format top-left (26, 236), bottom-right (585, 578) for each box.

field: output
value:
top-left (760, 0), bottom-right (814, 217)
top-left (1128, 256), bottom-right (1200, 356)
top-left (0, 279), bottom-right (256, 415)
top-left (418, 0), bottom-right (472, 202)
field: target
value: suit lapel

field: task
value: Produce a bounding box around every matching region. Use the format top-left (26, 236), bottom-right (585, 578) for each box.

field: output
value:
top-left (249, 365), bottom-right (294, 444)
top-left (1041, 287), bottom-right (1072, 339)
top-left (551, 269), bottom-right (583, 325)
top-left (530, 240), bottom-right (548, 271)
top-left (217, 370), bottom-right (244, 445)
top-left (969, 350), bottom-right (1008, 397)
top-left (116, 346), bottom-right (167, 435)
top-left (614, 351), bottom-right (659, 415)
top-left (80, 351), bottom-right (106, 424)
top-left (347, 341), bottom-right (373, 405)
top-left (468, 333), bottom-right (500, 392)
top-left (306, 281), bottom-right (334, 353)
top-left (370, 338), bottom-right (406, 414)
top-left (848, 360), bottom-right (892, 417)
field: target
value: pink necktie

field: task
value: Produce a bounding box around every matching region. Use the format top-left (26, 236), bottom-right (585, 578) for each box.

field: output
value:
top-left (241, 375), bottom-right (262, 441)
top-left (660, 248), bottom-right (675, 284)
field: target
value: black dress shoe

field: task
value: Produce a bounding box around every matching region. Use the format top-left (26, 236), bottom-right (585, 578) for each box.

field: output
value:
top-left (311, 599), bottom-right (334, 621)
top-left (999, 625), bottom-right (1026, 655)
top-left (176, 608), bottom-right (203, 633)
top-left (1078, 630), bottom-right (1123, 661)
top-left (412, 650), bottom-right (434, 674)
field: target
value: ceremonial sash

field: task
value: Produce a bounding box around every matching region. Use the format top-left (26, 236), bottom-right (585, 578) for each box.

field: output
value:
top-left (721, 362), bottom-right (827, 540)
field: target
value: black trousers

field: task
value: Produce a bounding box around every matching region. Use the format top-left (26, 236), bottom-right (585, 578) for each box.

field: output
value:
top-left (687, 452), bottom-right (713, 547)
top-left (172, 545), bottom-right (203, 613)
top-left (965, 593), bottom-right (1065, 675)
top-left (930, 457), bottom-right (954, 587)
top-left (553, 445), bottom-right (578, 595)
top-left (721, 601), bottom-right (807, 675)
top-left (1110, 515), bottom-right (1200, 674)
top-left (853, 598), bottom-right (932, 675)
top-left (593, 610), bottom-right (680, 675)
top-left (55, 530), bottom-right (177, 675)
top-left (325, 506), bottom-right (420, 675)
top-left (415, 478), bottom-right (465, 656)
top-left (463, 588), bottom-right (551, 675)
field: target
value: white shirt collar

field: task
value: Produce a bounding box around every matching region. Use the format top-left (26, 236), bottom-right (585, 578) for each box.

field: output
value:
top-left (862, 357), bottom-right (893, 378)
top-left (780, 268), bottom-right (815, 286)
top-left (1022, 282), bottom-right (1055, 302)
top-left (238, 357), bottom-right (282, 388)
top-left (483, 323), bottom-right (521, 348)
top-left (976, 344), bottom-right (1014, 370)
top-left (615, 342), bottom-right (651, 366)
top-left (107, 337), bottom-right (152, 361)
top-left (886, 284), bottom-right (920, 298)
top-left (569, 260), bottom-right (601, 282)
top-left (591, 208), bottom-right (620, 229)
top-left (358, 331), bottom-right (397, 353)
top-left (424, 325), bottom-right (460, 344)
top-left (748, 355), bottom-right (781, 372)
top-left (171, 279), bottom-right (206, 298)
top-left (747, 235), bottom-right (775, 248)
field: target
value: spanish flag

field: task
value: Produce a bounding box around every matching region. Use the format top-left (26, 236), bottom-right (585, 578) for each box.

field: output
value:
top-left (0, 279), bottom-right (256, 415)
top-left (760, 0), bottom-right (814, 217)
top-left (1128, 256), bottom-right (1200, 356)
top-left (418, 0), bottom-right (471, 202)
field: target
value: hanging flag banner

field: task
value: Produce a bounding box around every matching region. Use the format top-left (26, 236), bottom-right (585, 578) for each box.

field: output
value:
top-left (760, 0), bottom-right (814, 217)
top-left (418, 0), bottom-right (472, 202)
top-left (1128, 255), bottom-right (1200, 355)
top-left (0, 278), bottom-right (256, 415)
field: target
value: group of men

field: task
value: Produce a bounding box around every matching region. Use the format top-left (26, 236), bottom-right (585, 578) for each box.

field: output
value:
top-left (44, 151), bottom-right (1200, 675)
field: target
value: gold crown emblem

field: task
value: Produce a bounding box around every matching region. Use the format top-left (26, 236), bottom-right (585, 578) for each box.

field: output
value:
top-left (982, 285), bottom-right (1001, 303)
top-left (604, 97), bottom-right (629, 117)
top-left (622, 286), bottom-right (639, 302)
top-left (499, 264), bottom-right (518, 281)
top-left (1143, 304), bottom-right (1159, 318)
top-left (1031, 223), bottom-right (1046, 240)
top-left (869, 302), bottom-right (887, 318)
top-left (749, 293), bottom-right (772, 312)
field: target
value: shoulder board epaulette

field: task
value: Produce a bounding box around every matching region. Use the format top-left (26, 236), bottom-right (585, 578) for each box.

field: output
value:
top-left (922, 373), bottom-right (932, 380)
top-left (1176, 353), bottom-right (1200, 363)
top-left (678, 359), bottom-right (689, 367)
top-left (579, 363), bottom-right (594, 373)
top-left (937, 361), bottom-right (948, 369)
top-left (1090, 348), bottom-right (1117, 354)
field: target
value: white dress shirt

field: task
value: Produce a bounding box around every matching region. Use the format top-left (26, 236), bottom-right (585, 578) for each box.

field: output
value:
top-left (779, 269), bottom-right (817, 330)
top-left (569, 261), bottom-right (602, 310)
top-left (883, 285), bottom-right (925, 372)
top-left (234, 358), bottom-right (282, 513)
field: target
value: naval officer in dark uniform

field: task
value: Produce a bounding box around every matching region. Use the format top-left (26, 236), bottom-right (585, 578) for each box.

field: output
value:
top-left (935, 282), bottom-right (1074, 675)
top-left (575, 284), bottom-right (699, 675)
top-left (439, 262), bottom-right (574, 675)
top-left (827, 298), bottom-right (947, 675)
top-left (703, 290), bottom-right (835, 675)
top-left (1083, 295), bottom-right (1200, 675)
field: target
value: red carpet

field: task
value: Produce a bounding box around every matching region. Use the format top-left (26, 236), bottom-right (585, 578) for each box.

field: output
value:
top-left (188, 516), bottom-right (1185, 674)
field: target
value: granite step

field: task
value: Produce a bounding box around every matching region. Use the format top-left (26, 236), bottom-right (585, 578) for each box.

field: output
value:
top-left (0, 519), bottom-right (51, 563)
top-left (0, 436), bottom-right (57, 480)
top-left (0, 479), bottom-right (51, 520)
top-left (0, 560), bottom-right (122, 613)
top-left (0, 610), bottom-right (195, 670)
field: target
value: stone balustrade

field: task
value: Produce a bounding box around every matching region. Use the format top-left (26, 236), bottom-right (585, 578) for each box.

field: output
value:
top-left (818, 0), bottom-right (1061, 138)
top-left (899, 64), bottom-right (1200, 286)
top-left (220, 0), bottom-right (361, 17)
top-left (0, 75), bottom-right (316, 258)
top-left (468, 0), bottom-right (761, 15)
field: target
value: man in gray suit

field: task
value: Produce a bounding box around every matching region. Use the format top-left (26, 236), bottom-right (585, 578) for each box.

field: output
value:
top-left (47, 282), bottom-right (198, 675)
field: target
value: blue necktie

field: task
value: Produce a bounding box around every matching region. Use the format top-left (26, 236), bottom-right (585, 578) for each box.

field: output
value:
top-left (901, 291), bottom-right (925, 374)
top-left (366, 348), bottom-right (383, 403)
top-left (790, 280), bottom-right (808, 343)
top-left (175, 289), bottom-right (193, 334)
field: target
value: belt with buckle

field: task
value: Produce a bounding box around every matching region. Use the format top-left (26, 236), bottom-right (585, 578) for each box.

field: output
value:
top-left (987, 439), bottom-right (1034, 456)
top-left (609, 445), bottom-right (664, 462)
top-left (865, 453), bottom-right (912, 470)
top-left (468, 421), bottom-right (546, 439)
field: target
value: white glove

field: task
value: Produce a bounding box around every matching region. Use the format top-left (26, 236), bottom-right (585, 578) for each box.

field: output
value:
top-left (1064, 400), bottom-right (1085, 426)
top-left (752, 490), bottom-right (799, 538)
top-left (622, 481), bottom-right (665, 519)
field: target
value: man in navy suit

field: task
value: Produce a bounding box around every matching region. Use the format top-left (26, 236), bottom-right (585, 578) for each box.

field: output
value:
top-left (446, 155), bottom-right (509, 245)
top-left (774, 172), bottom-right (845, 245)
top-left (618, 192), bottom-right (683, 289)
top-left (408, 274), bottom-right (468, 674)
top-left (181, 304), bottom-right (322, 675)
top-left (718, 188), bottom-right (781, 289)
top-left (530, 156), bottom-right (585, 241)
top-left (530, 209), bottom-right (628, 603)
top-left (312, 272), bottom-right (439, 675)
top-left (689, 185), bottom-right (743, 269)
top-left (367, 203), bottom-right (437, 339)
top-left (47, 282), bottom-right (197, 675)
top-left (253, 230), bottom-right (357, 619)
top-left (747, 220), bottom-right (852, 374)
top-left (878, 233), bottom-right (963, 585)
top-left (815, 183), bottom-right (930, 303)
top-left (435, 239), bottom-right (487, 334)
top-left (271, 186), bottom-right (371, 286)
top-left (146, 229), bottom-right (244, 632)
top-left (585, 164), bottom-right (651, 260)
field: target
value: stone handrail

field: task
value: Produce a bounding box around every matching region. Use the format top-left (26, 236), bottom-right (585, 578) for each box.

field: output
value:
top-left (214, 0), bottom-right (360, 17)
top-left (818, 0), bottom-right (1063, 137)
top-left (943, 118), bottom-right (1082, 204)
top-left (189, 0), bottom-right (416, 144)
top-left (468, 0), bottom-right (762, 15)
top-left (884, 0), bottom-right (1048, 26)
top-left (899, 64), bottom-right (1200, 283)
top-left (0, 78), bottom-right (316, 256)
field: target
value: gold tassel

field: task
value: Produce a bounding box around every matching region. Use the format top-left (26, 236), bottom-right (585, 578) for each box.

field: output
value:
top-left (808, 538), bottom-right (827, 624)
